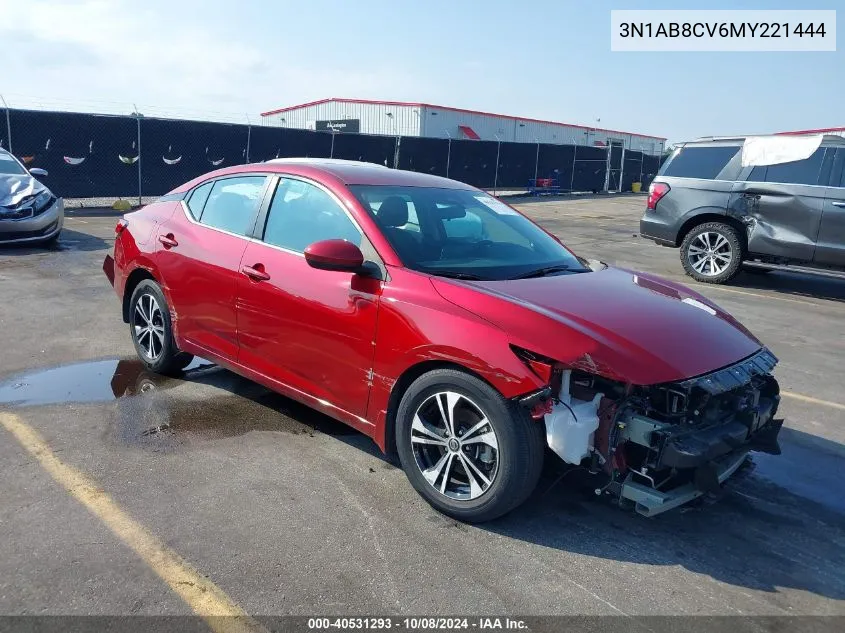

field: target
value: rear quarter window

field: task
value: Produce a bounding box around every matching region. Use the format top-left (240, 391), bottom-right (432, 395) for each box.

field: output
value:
top-left (186, 181), bottom-right (213, 219)
top-left (660, 146), bottom-right (740, 180)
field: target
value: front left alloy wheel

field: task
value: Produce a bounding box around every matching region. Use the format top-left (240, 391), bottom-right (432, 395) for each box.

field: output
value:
top-left (129, 279), bottom-right (193, 375)
top-left (395, 369), bottom-right (545, 523)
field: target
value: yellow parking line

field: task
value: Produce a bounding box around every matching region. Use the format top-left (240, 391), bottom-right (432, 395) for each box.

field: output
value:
top-left (781, 391), bottom-right (845, 411)
top-left (0, 412), bottom-right (267, 633)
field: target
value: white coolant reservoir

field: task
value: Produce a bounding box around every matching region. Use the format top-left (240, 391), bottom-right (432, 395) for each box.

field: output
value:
top-left (545, 370), bottom-right (603, 465)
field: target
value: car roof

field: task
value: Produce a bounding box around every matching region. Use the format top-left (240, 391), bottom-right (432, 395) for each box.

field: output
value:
top-left (184, 158), bottom-right (476, 191)
top-left (682, 134), bottom-right (845, 147)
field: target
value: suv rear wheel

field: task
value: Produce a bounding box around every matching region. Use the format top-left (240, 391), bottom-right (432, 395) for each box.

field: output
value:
top-left (680, 222), bottom-right (744, 284)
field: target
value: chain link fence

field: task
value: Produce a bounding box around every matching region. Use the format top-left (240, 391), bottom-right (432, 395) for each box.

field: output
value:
top-left (0, 102), bottom-right (663, 204)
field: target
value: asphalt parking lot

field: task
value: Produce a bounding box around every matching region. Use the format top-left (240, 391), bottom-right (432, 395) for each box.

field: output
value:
top-left (1, 195), bottom-right (844, 622)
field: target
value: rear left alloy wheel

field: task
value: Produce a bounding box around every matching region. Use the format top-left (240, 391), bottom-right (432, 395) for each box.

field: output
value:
top-left (129, 279), bottom-right (193, 375)
top-left (395, 369), bottom-right (545, 523)
top-left (680, 222), bottom-right (744, 284)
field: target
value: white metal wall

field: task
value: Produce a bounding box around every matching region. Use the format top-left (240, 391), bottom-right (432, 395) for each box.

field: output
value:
top-left (263, 102), bottom-right (421, 136)
top-left (421, 106), bottom-right (663, 153)
top-left (262, 101), bottom-right (664, 154)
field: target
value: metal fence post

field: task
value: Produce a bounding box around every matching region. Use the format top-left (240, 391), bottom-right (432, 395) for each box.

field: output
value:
top-left (245, 115), bottom-right (252, 164)
top-left (393, 135), bottom-right (401, 169)
top-left (639, 152), bottom-right (644, 186)
top-left (619, 146), bottom-right (626, 193)
top-left (330, 131), bottom-right (336, 158)
top-left (533, 141), bottom-right (540, 183)
top-left (569, 143), bottom-right (577, 193)
top-left (493, 137), bottom-right (501, 196)
top-left (1, 95), bottom-right (12, 153)
top-left (134, 104), bottom-right (142, 206)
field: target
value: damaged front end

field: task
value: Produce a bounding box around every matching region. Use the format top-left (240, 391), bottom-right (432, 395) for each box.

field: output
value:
top-left (529, 348), bottom-right (782, 516)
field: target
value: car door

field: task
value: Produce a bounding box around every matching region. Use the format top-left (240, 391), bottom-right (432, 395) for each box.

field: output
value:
top-left (236, 176), bottom-right (383, 418)
top-left (815, 148), bottom-right (845, 266)
top-left (155, 174), bottom-right (270, 361)
top-left (728, 146), bottom-right (829, 262)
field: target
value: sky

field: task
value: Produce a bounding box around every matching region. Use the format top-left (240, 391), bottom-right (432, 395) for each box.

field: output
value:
top-left (1, 0), bottom-right (842, 144)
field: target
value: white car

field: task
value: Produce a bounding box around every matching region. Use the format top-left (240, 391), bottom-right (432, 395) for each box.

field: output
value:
top-left (0, 149), bottom-right (64, 246)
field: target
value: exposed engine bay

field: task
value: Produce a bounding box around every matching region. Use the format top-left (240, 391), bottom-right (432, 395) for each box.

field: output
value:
top-left (533, 348), bottom-right (782, 516)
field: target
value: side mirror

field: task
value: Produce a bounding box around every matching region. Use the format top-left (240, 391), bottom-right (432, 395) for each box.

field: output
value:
top-left (304, 239), bottom-right (370, 275)
top-left (29, 167), bottom-right (48, 177)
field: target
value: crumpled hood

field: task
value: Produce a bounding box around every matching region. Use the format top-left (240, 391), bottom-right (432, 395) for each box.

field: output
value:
top-left (431, 267), bottom-right (763, 385)
top-left (0, 175), bottom-right (45, 208)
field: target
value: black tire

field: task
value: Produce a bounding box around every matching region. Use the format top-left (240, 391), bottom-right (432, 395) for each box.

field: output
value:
top-left (395, 369), bottom-right (545, 523)
top-left (128, 279), bottom-right (193, 375)
top-left (680, 222), bottom-right (744, 284)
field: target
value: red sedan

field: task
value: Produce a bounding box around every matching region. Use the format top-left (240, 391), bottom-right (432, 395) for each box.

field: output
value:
top-left (104, 159), bottom-right (782, 521)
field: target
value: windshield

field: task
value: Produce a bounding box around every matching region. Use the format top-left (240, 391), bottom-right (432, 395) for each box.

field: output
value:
top-left (0, 152), bottom-right (27, 176)
top-left (350, 185), bottom-right (587, 281)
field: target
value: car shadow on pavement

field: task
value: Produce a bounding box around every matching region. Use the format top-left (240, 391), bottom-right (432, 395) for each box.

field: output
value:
top-left (8, 357), bottom-right (842, 601)
top-left (730, 269), bottom-right (845, 304)
top-left (117, 358), bottom-right (845, 601)
top-left (482, 426), bottom-right (845, 601)
top-left (0, 227), bottom-right (110, 255)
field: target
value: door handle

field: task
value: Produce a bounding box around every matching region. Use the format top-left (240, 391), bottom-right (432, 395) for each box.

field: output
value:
top-left (158, 233), bottom-right (178, 248)
top-left (241, 264), bottom-right (270, 282)
top-left (832, 201), bottom-right (845, 208)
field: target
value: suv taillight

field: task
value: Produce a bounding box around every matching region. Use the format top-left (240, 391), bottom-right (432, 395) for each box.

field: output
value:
top-left (647, 182), bottom-right (670, 210)
top-left (115, 219), bottom-right (129, 235)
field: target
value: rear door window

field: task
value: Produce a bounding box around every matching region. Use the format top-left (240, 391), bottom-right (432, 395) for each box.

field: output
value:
top-left (199, 176), bottom-right (267, 236)
top-left (660, 146), bottom-right (740, 180)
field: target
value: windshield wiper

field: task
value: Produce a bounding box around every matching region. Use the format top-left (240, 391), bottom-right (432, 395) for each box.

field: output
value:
top-left (509, 265), bottom-right (578, 280)
top-left (431, 270), bottom-right (486, 280)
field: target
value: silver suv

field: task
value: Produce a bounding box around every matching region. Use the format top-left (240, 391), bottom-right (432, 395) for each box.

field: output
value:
top-left (640, 135), bottom-right (845, 284)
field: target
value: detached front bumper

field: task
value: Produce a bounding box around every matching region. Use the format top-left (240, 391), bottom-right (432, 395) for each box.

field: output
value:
top-left (615, 415), bottom-right (783, 517)
top-left (0, 197), bottom-right (64, 244)
top-left (619, 449), bottom-right (750, 517)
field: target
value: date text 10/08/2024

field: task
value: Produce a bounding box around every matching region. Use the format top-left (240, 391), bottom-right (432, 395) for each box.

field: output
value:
top-left (307, 618), bottom-right (529, 630)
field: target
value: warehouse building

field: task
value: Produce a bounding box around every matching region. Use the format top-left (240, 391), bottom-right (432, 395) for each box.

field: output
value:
top-left (260, 98), bottom-right (666, 154)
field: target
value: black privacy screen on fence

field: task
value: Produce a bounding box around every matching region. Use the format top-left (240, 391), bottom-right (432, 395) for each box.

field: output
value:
top-left (396, 137), bottom-right (449, 177)
top-left (140, 118), bottom-right (251, 195)
top-left (9, 110), bottom-right (140, 198)
top-left (1, 108), bottom-right (661, 199)
top-left (249, 126), bottom-right (333, 163)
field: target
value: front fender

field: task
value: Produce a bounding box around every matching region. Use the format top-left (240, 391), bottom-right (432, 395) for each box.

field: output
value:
top-left (367, 272), bottom-right (545, 450)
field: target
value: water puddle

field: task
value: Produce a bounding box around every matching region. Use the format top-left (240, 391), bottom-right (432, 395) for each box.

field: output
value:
top-left (0, 357), bottom-right (358, 449)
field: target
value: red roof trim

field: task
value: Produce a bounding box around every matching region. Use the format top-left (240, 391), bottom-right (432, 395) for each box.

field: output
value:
top-left (776, 126), bottom-right (845, 136)
top-left (260, 97), bottom-right (667, 141)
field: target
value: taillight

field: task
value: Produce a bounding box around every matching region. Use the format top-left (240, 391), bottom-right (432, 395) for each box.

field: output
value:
top-left (115, 219), bottom-right (129, 235)
top-left (647, 182), bottom-right (670, 210)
